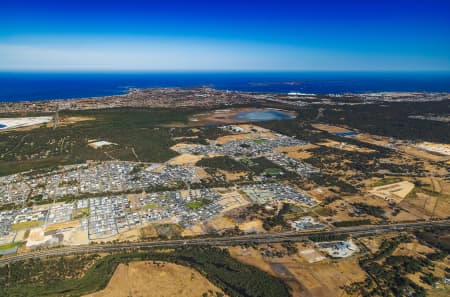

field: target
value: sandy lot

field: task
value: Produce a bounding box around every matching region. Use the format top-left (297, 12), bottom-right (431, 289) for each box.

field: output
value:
top-left (63, 229), bottom-right (89, 245)
top-left (85, 261), bottom-right (227, 297)
top-left (238, 219), bottom-right (265, 233)
top-left (393, 240), bottom-right (435, 257)
top-left (204, 216), bottom-right (235, 232)
top-left (166, 153), bottom-right (204, 166)
top-left (45, 220), bottom-right (80, 233)
top-left (317, 139), bottom-right (376, 153)
top-left (400, 145), bottom-right (448, 162)
top-left (298, 248), bottom-right (325, 263)
top-left (354, 133), bottom-right (391, 147)
top-left (0, 116), bottom-right (53, 130)
top-left (181, 223), bottom-right (206, 237)
top-left (311, 124), bottom-right (352, 133)
top-left (369, 181), bottom-right (415, 203)
top-left (217, 190), bottom-right (251, 212)
top-left (52, 116), bottom-right (96, 128)
top-left (220, 170), bottom-right (248, 182)
top-left (401, 192), bottom-right (450, 219)
top-left (274, 144), bottom-right (318, 160)
top-left (229, 244), bottom-right (366, 297)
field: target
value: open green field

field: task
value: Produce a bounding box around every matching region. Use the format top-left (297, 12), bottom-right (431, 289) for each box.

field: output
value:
top-left (73, 207), bottom-right (90, 219)
top-left (143, 203), bottom-right (158, 209)
top-left (10, 220), bottom-right (44, 231)
top-left (0, 242), bottom-right (20, 251)
top-left (187, 198), bottom-right (212, 210)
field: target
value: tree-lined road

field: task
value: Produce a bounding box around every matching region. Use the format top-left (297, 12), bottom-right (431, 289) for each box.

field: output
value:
top-left (1, 219), bottom-right (448, 266)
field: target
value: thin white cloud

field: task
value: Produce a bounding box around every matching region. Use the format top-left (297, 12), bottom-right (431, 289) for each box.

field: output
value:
top-left (0, 37), bottom-right (448, 71)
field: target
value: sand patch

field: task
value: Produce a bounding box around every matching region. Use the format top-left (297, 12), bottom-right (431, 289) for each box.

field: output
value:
top-left (238, 219), bottom-right (265, 233)
top-left (45, 220), bottom-right (80, 233)
top-left (317, 139), bottom-right (376, 153)
top-left (0, 116), bottom-right (53, 130)
top-left (370, 181), bottom-right (415, 203)
top-left (166, 153), bottom-right (204, 166)
top-left (274, 144), bottom-right (318, 160)
top-left (312, 124), bottom-right (352, 133)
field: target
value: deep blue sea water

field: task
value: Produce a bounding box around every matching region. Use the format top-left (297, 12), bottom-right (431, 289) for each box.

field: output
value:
top-left (0, 71), bottom-right (449, 102)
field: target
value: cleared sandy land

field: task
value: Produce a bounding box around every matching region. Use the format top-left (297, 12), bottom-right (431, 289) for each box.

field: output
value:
top-left (50, 116), bottom-right (96, 128)
top-left (317, 139), bottom-right (376, 153)
top-left (63, 229), bottom-right (89, 245)
top-left (166, 153), bottom-right (204, 166)
top-left (369, 181), bottom-right (415, 203)
top-left (400, 145), bottom-right (449, 162)
top-left (354, 133), bottom-right (391, 147)
top-left (274, 144), bottom-right (318, 160)
top-left (287, 259), bottom-right (366, 297)
top-left (298, 249), bottom-right (325, 263)
top-left (45, 220), bottom-right (80, 232)
top-left (0, 116), bottom-right (53, 130)
top-left (221, 170), bottom-right (248, 182)
top-left (229, 244), bottom-right (366, 297)
top-left (181, 223), bottom-right (206, 237)
top-left (401, 191), bottom-right (450, 219)
top-left (217, 190), bottom-right (251, 212)
top-left (214, 131), bottom-right (277, 145)
top-left (393, 240), bottom-right (435, 257)
top-left (204, 216), bottom-right (235, 232)
top-left (238, 219), bottom-right (265, 233)
top-left (311, 124), bottom-right (352, 133)
top-left (85, 261), bottom-right (227, 297)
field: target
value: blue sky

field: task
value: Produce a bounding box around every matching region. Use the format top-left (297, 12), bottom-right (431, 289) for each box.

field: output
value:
top-left (1, 0), bottom-right (449, 71)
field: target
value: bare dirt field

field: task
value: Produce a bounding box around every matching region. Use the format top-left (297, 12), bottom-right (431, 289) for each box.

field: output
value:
top-left (399, 145), bottom-right (448, 162)
top-left (229, 244), bottom-right (366, 297)
top-left (85, 261), bottom-right (227, 297)
top-left (166, 153), bottom-right (204, 166)
top-left (393, 240), bottom-right (435, 257)
top-left (214, 130), bottom-right (277, 145)
top-left (45, 220), bottom-right (80, 233)
top-left (55, 116), bottom-right (96, 127)
top-left (369, 181), bottom-right (415, 203)
top-left (220, 170), bottom-right (248, 182)
top-left (401, 192), bottom-right (450, 219)
top-left (217, 190), bottom-right (250, 212)
top-left (274, 144), bottom-right (318, 160)
top-left (238, 219), bottom-right (265, 233)
top-left (353, 133), bottom-right (391, 147)
top-left (317, 139), bottom-right (376, 153)
top-left (204, 216), bottom-right (235, 232)
top-left (311, 124), bottom-right (352, 133)
top-left (181, 223), bottom-right (206, 237)
top-left (0, 116), bottom-right (53, 131)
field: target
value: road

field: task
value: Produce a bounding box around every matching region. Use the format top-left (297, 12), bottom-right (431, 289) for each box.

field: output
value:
top-left (1, 219), bottom-right (448, 266)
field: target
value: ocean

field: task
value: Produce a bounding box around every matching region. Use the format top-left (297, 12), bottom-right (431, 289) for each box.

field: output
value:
top-left (0, 71), bottom-right (450, 102)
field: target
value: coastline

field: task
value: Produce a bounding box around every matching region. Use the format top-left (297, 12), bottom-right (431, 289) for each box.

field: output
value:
top-left (1, 71), bottom-right (450, 103)
top-left (0, 87), bottom-right (448, 115)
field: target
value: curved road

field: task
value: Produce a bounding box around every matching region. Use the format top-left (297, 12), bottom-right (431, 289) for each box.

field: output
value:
top-left (1, 219), bottom-right (448, 266)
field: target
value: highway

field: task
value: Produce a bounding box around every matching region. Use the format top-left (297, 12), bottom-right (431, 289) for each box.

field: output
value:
top-left (1, 219), bottom-right (448, 266)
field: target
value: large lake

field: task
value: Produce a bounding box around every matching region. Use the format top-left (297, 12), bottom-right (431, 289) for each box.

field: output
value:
top-left (233, 110), bottom-right (295, 121)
